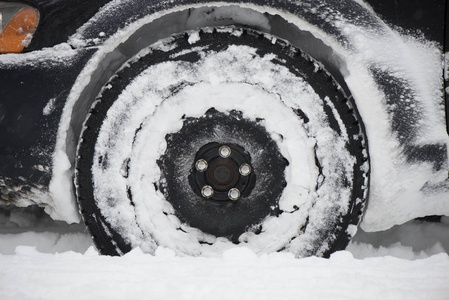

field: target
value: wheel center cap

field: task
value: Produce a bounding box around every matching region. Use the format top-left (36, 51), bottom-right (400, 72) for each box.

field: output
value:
top-left (208, 160), bottom-right (238, 190)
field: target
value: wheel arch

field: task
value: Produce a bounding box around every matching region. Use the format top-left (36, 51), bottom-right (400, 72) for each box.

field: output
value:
top-left (64, 0), bottom-right (374, 166)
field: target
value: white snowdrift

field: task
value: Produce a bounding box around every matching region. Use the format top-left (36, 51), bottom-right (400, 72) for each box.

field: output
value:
top-left (1, 216), bottom-right (448, 299)
top-left (0, 246), bottom-right (448, 300)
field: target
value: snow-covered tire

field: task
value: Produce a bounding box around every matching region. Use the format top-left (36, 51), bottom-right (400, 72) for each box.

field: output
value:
top-left (75, 28), bottom-right (369, 257)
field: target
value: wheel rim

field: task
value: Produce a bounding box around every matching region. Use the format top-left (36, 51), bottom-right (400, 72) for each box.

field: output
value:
top-left (157, 109), bottom-right (286, 240)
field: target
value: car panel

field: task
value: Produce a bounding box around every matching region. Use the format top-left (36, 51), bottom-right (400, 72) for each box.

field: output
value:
top-left (0, 47), bottom-right (94, 208)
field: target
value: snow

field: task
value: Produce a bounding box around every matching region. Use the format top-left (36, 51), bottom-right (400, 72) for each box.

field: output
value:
top-left (1, 249), bottom-right (448, 300)
top-left (336, 23), bottom-right (448, 230)
top-left (187, 31), bottom-right (200, 44)
top-left (48, 149), bottom-right (81, 223)
top-left (0, 43), bottom-right (78, 67)
top-left (0, 217), bottom-right (448, 300)
top-left (43, 98), bottom-right (56, 116)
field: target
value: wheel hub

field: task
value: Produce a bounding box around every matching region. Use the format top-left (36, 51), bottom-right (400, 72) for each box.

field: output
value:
top-left (207, 160), bottom-right (238, 190)
top-left (157, 108), bottom-right (288, 239)
top-left (191, 143), bottom-right (256, 204)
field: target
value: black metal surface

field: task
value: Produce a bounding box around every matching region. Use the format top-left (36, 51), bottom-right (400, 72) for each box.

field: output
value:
top-left (445, 0), bottom-right (449, 134)
top-left (159, 109), bottom-right (285, 239)
top-left (0, 48), bottom-right (95, 201)
top-left (365, 0), bottom-right (446, 43)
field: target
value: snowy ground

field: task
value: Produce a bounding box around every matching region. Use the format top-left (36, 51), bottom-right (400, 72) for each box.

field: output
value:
top-left (0, 208), bottom-right (448, 300)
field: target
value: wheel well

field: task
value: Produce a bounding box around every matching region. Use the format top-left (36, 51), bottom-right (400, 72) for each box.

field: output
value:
top-left (66, 5), bottom-right (350, 164)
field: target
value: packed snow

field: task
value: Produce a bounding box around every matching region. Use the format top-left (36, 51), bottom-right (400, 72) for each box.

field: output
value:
top-left (0, 210), bottom-right (448, 300)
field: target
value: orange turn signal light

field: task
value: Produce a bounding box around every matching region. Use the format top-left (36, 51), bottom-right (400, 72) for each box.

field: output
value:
top-left (0, 6), bottom-right (39, 54)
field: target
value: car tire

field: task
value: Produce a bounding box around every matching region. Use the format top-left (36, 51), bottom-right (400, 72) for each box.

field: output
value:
top-left (75, 27), bottom-right (369, 257)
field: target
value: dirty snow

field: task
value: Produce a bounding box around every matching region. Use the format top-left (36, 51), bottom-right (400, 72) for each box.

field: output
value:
top-left (0, 217), bottom-right (448, 300)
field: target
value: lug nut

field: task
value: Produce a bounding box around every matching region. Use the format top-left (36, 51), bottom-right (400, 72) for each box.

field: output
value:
top-left (201, 185), bottom-right (214, 198)
top-left (228, 188), bottom-right (240, 201)
top-left (219, 145), bottom-right (231, 158)
top-left (239, 163), bottom-right (251, 176)
top-left (195, 159), bottom-right (208, 172)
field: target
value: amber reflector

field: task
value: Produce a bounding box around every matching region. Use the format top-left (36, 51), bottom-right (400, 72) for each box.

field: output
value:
top-left (0, 6), bottom-right (39, 54)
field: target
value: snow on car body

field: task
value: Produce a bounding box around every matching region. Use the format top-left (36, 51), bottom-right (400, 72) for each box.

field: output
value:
top-left (0, 0), bottom-right (448, 257)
